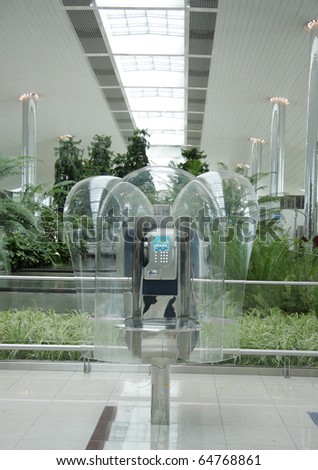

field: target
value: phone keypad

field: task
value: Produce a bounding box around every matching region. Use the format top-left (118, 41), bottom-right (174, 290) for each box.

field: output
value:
top-left (154, 252), bottom-right (169, 264)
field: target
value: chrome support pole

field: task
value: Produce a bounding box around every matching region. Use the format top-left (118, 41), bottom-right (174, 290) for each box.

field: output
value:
top-left (283, 356), bottom-right (291, 378)
top-left (131, 236), bottom-right (142, 357)
top-left (269, 97), bottom-right (289, 197)
top-left (249, 137), bottom-right (265, 191)
top-left (151, 360), bottom-right (170, 425)
top-left (304, 20), bottom-right (318, 240)
top-left (176, 217), bottom-right (191, 361)
top-left (19, 92), bottom-right (39, 188)
top-left (83, 356), bottom-right (91, 374)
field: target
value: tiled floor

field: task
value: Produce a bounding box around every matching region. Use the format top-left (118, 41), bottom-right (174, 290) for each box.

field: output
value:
top-left (0, 364), bottom-right (318, 450)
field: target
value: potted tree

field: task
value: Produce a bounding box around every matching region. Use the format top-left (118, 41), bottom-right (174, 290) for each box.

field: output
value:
top-left (112, 129), bottom-right (150, 177)
top-left (84, 134), bottom-right (113, 177)
top-left (177, 146), bottom-right (209, 176)
top-left (54, 135), bottom-right (85, 211)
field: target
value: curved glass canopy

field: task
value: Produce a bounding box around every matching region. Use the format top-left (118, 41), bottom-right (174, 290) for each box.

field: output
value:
top-left (63, 175), bottom-right (121, 312)
top-left (64, 167), bottom-right (258, 365)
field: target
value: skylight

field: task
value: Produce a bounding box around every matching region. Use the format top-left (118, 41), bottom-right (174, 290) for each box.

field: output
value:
top-left (125, 88), bottom-right (184, 112)
top-left (97, 3), bottom-right (185, 147)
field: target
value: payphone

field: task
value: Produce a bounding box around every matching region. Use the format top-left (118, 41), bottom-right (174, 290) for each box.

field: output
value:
top-left (140, 204), bottom-right (177, 285)
top-left (142, 224), bottom-right (178, 320)
top-left (64, 166), bottom-right (259, 425)
top-left (143, 229), bottom-right (177, 282)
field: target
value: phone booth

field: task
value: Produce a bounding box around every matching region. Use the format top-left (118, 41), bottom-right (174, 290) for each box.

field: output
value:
top-left (64, 166), bottom-right (259, 424)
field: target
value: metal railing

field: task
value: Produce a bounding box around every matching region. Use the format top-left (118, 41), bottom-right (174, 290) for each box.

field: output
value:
top-left (0, 343), bottom-right (317, 377)
top-left (2, 275), bottom-right (318, 286)
top-left (1, 274), bottom-right (318, 377)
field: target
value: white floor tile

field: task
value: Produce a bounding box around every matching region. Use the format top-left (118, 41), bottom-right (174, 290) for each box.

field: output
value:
top-left (261, 375), bottom-right (312, 385)
top-left (158, 423), bottom-right (227, 450)
top-left (224, 425), bottom-right (297, 449)
top-left (220, 403), bottom-right (285, 427)
top-left (23, 370), bottom-right (74, 379)
top-left (35, 401), bottom-right (105, 423)
top-left (103, 441), bottom-right (123, 449)
top-left (15, 439), bottom-right (87, 450)
top-left (109, 379), bottom-right (152, 401)
top-left (170, 379), bottom-right (218, 402)
top-left (0, 400), bottom-right (48, 422)
top-left (0, 377), bottom-right (24, 394)
top-left (56, 377), bottom-right (117, 401)
top-left (0, 419), bottom-right (33, 442)
top-left (171, 373), bottom-right (214, 382)
top-left (276, 404), bottom-right (318, 429)
top-left (121, 441), bottom-right (158, 450)
top-left (130, 406), bottom-right (152, 423)
top-left (0, 370), bottom-right (26, 378)
top-left (0, 440), bottom-right (17, 450)
top-left (170, 403), bottom-right (222, 425)
top-left (214, 375), bottom-right (265, 386)
top-left (264, 381), bottom-right (318, 405)
top-left (2, 376), bottom-right (68, 400)
top-left (106, 404), bottom-right (135, 422)
top-left (123, 423), bottom-right (160, 442)
top-left (118, 372), bottom-right (151, 381)
top-left (284, 426), bottom-right (318, 450)
top-left (215, 377), bottom-right (272, 404)
top-left (308, 377), bottom-right (318, 387)
top-left (107, 422), bottom-right (130, 442)
top-left (21, 419), bottom-right (96, 442)
top-left (0, 367), bottom-right (317, 450)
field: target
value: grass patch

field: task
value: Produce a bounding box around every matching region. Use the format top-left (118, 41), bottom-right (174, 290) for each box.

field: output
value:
top-left (0, 307), bottom-right (317, 366)
top-left (0, 308), bottom-right (93, 360)
top-left (240, 308), bottom-right (318, 367)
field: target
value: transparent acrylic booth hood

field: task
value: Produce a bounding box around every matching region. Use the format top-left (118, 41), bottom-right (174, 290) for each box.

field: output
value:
top-left (64, 167), bottom-right (259, 365)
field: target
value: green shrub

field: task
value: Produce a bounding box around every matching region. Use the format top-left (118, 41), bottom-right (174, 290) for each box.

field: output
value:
top-left (245, 237), bottom-right (318, 313)
top-left (240, 307), bottom-right (318, 366)
top-left (0, 309), bottom-right (93, 360)
top-left (0, 307), bottom-right (317, 367)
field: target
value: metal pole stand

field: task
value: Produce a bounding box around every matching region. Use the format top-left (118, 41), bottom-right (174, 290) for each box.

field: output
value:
top-left (151, 359), bottom-right (170, 425)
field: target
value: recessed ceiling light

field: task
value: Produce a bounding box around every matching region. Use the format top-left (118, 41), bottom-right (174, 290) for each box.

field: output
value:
top-left (19, 92), bottom-right (40, 101)
top-left (58, 134), bottom-right (74, 142)
top-left (305, 19), bottom-right (318, 31)
top-left (269, 97), bottom-right (290, 105)
top-left (236, 163), bottom-right (250, 169)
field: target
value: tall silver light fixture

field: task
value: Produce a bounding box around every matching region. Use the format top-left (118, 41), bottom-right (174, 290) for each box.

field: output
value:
top-left (304, 20), bottom-right (318, 240)
top-left (249, 137), bottom-right (265, 191)
top-left (269, 97), bottom-right (289, 197)
top-left (19, 92), bottom-right (39, 188)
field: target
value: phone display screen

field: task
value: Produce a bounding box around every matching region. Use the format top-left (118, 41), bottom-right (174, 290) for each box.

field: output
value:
top-left (153, 236), bottom-right (170, 253)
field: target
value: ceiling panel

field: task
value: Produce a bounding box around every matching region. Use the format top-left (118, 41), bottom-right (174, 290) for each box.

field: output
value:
top-left (188, 57), bottom-right (211, 88)
top-left (88, 56), bottom-right (119, 87)
top-left (0, 0), bottom-right (317, 198)
top-left (189, 11), bottom-right (216, 55)
top-left (113, 112), bottom-right (134, 131)
top-left (187, 113), bottom-right (204, 131)
top-left (189, 0), bottom-right (218, 7)
top-left (102, 88), bottom-right (128, 111)
top-left (66, 10), bottom-right (107, 53)
top-left (62, 0), bottom-right (92, 5)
